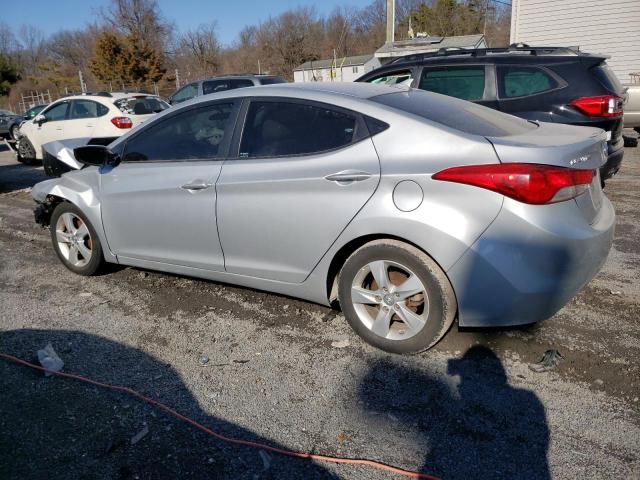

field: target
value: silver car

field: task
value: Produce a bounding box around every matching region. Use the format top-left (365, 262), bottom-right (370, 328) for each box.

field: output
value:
top-left (32, 83), bottom-right (615, 354)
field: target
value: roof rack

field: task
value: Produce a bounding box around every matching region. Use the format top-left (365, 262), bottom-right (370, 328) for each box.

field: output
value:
top-left (388, 44), bottom-right (584, 64)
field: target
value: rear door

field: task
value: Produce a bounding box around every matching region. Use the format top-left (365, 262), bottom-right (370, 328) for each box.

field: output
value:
top-left (100, 100), bottom-right (239, 270)
top-left (30, 100), bottom-right (70, 153)
top-left (65, 99), bottom-right (106, 140)
top-left (496, 65), bottom-right (563, 122)
top-left (417, 64), bottom-right (497, 109)
top-left (216, 98), bottom-right (381, 283)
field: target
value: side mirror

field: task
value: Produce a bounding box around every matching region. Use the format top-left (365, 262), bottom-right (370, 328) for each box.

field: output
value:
top-left (34, 114), bottom-right (47, 126)
top-left (73, 145), bottom-right (120, 167)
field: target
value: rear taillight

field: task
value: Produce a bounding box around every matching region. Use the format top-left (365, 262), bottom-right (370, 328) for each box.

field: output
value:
top-left (111, 117), bottom-right (133, 129)
top-left (432, 163), bottom-right (594, 205)
top-left (570, 95), bottom-right (623, 118)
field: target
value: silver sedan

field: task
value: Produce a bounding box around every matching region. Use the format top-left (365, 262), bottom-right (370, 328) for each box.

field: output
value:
top-left (32, 83), bottom-right (614, 353)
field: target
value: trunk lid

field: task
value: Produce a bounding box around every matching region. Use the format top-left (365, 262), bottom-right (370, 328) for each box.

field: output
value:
top-left (486, 122), bottom-right (607, 224)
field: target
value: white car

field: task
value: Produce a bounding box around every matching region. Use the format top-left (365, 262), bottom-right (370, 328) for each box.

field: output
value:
top-left (17, 92), bottom-right (169, 163)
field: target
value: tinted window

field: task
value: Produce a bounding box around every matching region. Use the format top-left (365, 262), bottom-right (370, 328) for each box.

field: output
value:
top-left (70, 100), bottom-right (108, 119)
top-left (419, 67), bottom-right (485, 101)
top-left (123, 103), bottom-right (235, 162)
top-left (203, 79), bottom-right (254, 94)
top-left (114, 96), bottom-right (169, 115)
top-left (372, 90), bottom-right (537, 137)
top-left (498, 66), bottom-right (558, 98)
top-left (591, 63), bottom-right (624, 95)
top-left (170, 84), bottom-right (199, 104)
top-left (240, 101), bottom-right (357, 157)
top-left (43, 102), bottom-right (69, 121)
top-left (259, 77), bottom-right (287, 85)
top-left (367, 70), bottom-right (413, 86)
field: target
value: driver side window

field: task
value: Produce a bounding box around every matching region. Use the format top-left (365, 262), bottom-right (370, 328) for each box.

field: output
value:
top-left (42, 102), bottom-right (69, 122)
top-left (123, 102), bottom-right (236, 162)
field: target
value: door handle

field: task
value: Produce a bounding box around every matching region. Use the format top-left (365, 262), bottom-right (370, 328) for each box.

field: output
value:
top-left (181, 181), bottom-right (213, 191)
top-left (86, 124), bottom-right (94, 127)
top-left (324, 170), bottom-right (372, 183)
top-left (55, 127), bottom-right (63, 131)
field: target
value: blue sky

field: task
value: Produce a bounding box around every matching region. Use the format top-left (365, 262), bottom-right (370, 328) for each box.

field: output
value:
top-left (11, 0), bottom-right (375, 45)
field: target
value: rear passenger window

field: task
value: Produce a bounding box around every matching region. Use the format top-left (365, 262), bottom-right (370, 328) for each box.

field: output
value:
top-left (367, 70), bottom-right (413, 86)
top-left (419, 67), bottom-right (486, 101)
top-left (203, 79), bottom-right (254, 94)
top-left (70, 100), bottom-right (108, 119)
top-left (498, 66), bottom-right (558, 98)
top-left (240, 101), bottom-right (357, 158)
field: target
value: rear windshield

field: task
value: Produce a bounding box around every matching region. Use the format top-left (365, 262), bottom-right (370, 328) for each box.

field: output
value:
top-left (114, 96), bottom-right (169, 115)
top-left (591, 63), bottom-right (624, 94)
top-left (371, 90), bottom-right (537, 137)
top-left (259, 77), bottom-right (287, 85)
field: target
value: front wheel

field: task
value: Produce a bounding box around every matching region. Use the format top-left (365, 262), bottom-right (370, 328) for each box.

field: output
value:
top-left (17, 136), bottom-right (37, 164)
top-left (338, 240), bottom-right (457, 354)
top-left (50, 203), bottom-right (104, 276)
top-left (10, 125), bottom-right (20, 141)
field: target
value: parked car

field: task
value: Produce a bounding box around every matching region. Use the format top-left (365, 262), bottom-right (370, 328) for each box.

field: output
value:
top-left (7, 104), bottom-right (48, 140)
top-left (168, 74), bottom-right (287, 105)
top-left (357, 45), bottom-right (627, 184)
top-left (32, 83), bottom-right (614, 354)
top-left (0, 109), bottom-right (20, 139)
top-left (623, 83), bottom-right (640, 134)
top-left (17, 92), bottom-right (169, 165)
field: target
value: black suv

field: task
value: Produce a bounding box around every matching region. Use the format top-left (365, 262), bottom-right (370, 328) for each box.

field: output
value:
top-left (356, 45), bottom-right (626, 182)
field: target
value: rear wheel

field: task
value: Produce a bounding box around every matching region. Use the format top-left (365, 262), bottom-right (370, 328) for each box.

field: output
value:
top-left (50, 203), bottom-right (104, 276)
top-left (338, 240), bottom-right (457, 354)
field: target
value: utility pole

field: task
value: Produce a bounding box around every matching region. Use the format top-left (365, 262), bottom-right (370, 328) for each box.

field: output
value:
top-left (175, 69), bottom-right (180, 89)
top-left (386, 0), bottom-right (395, 45)
top-left (79, 70), bottom-right (87, 94)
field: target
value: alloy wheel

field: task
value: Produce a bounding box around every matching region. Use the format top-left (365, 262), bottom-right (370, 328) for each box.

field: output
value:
top-left (350, 260), bottom-right (429, 341)
top-left (55, 212), bottom-right (93, 268)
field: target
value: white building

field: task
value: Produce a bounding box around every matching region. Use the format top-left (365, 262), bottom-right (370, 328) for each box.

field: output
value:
top-left (294, 55), bottom-right (381, 83)
top-left (374, 34), bottom-right (487, 62)
top-left (511, 0), bottom-right (640, 84)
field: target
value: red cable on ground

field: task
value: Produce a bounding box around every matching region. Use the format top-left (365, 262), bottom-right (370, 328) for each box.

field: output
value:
top-left (0, 352), bottom-right (440, 480)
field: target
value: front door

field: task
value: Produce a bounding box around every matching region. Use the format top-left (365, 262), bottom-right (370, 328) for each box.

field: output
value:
top-left (31, 100), bottom-right (70, 155)
top-left (216, 99), bottom-right (381, 283)
top-left (417, 65), bottom-right (498, 109)
top-left (100, 101), bottom-right (239, 271)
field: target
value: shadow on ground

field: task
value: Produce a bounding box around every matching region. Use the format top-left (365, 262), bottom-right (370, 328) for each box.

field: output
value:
top-left (0, 329), bottom-right (332, 480)
top-left (0, 161), bottom-right (48, 194)
top-left (358, 346), bottom-right (550, 480)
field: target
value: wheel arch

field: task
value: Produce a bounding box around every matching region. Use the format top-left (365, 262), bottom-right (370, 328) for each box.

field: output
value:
top-left (325, 233), bottom-right (456, 307)
top-left (32, 177), bottom-right (117, 263)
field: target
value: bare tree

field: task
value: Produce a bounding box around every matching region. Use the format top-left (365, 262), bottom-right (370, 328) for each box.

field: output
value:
top-left (175, 23), bottom-right (221, 78)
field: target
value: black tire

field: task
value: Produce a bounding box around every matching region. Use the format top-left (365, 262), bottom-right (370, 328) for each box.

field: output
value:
top-left (49, 202), bottom-right (104, 276)
top-left (338, 240), bottom-right (457, 354)
top-left (17, 136), bottom-right (37, 164)
top-left (10, 125), bottom-right (20, 141)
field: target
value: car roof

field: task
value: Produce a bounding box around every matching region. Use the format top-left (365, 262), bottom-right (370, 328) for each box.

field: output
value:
top-left (54, 92), bottom-right (163, 102)
top-left (382, 45), bottom-right (606, 68)
top-left (245, 82), bottom-right (409, 99)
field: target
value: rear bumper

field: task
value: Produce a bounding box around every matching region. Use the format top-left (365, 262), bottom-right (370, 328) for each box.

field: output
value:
top-left (600, 140), bottom-right (624, 180)
top-left (447, 196), bottom-right (615, 327)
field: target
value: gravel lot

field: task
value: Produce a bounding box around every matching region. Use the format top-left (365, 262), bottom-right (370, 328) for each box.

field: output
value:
top-left (0, 140), bottom-right (638, 479)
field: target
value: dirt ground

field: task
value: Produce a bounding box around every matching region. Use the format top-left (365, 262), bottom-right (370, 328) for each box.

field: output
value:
top-left (0, 140), bottom-right (638, 479)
